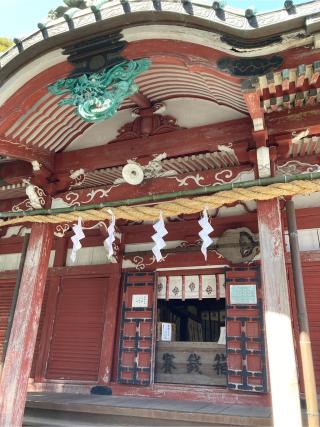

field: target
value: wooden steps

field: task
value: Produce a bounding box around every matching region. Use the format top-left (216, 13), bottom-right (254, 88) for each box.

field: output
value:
top-left (24, 393), bottom-right (272, 427)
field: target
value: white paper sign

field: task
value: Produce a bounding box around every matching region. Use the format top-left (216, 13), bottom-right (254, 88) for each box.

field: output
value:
top-left (217, 326), bottom-right (226, 345)
top-left (132, 294), bottom-right (148, 308)
top-left (161, 322), bottom-right (172, 341)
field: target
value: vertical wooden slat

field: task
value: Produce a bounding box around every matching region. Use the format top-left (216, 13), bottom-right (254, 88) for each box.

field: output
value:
top-left (0, 223), bottom-right (53, 427)
top-left (182, 275), bottom-right (186, 301)
top-left (216, 274), bottom-right (220, 300)
top-left (166, 276), bottom-right (170, 301)
top-left (98, 267), bottom-right (121, 384)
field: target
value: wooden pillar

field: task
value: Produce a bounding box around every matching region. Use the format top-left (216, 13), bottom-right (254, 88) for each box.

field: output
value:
top-left (0, 223), bottom-right (53, 427)
top-left (98, 267), bottom-right (121, 384)
top-left (257, 198), bottom-right (302, 427)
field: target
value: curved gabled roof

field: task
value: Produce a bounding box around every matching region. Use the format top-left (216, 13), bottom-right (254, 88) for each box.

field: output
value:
top-left (1, 0), bottom-right (320, 83)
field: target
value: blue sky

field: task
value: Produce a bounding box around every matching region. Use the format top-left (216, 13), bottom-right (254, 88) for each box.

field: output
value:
top-left (0, 0), bottom-right (308, 39)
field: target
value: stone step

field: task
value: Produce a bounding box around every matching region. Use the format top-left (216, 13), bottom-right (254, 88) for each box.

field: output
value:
top-left (24, 408), bottom-right (271, 427)
top-left (25, 393), bottom-right (273, 427)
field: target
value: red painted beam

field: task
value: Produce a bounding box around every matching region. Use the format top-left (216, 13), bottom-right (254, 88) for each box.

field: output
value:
top-left (121, 212), bottom-right (258, 244)
top-left (266, 105), bottom-right (320, 136)
top-left (241, 85), bottom-right (265, 132)
top-left (54, 119), bottom-right (252, 173)
top-left (0, 160), bottom-right (32, 185)
top-left (52, 164), bottom-right (253, 207)
top-left (0, 137), bottom-right (53, 171)
top-left (0, 223), bottom-right (53, 427)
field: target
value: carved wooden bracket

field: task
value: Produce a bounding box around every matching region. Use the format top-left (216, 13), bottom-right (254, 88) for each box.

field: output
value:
top-left (114, 103), bottom-right (182, 141)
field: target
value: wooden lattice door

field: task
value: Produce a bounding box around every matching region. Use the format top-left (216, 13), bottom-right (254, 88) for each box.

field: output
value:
top-left (225, 266), bottom-right (267, 392)
top-left (118, 272), bottom-right (155, 385)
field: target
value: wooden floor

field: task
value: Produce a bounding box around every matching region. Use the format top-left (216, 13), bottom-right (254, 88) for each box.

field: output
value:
top-left (24, 392), bottom-right (273, 426)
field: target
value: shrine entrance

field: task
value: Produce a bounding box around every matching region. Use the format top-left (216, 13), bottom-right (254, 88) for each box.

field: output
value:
top-left (155, 271), bottom-right (227, 387)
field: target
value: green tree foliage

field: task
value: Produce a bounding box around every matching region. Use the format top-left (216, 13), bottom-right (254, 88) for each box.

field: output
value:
top-left (0, 37), bottom-right (14, 53)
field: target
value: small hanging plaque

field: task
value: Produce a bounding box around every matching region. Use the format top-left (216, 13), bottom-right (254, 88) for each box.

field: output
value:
top-left (230, 284), bottom-right (257, 305)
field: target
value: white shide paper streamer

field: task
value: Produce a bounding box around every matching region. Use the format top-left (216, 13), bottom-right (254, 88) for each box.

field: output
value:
top-left (103, 210), bottom-right (116, 258)
top-left (198, 209), bottom-right (213, 260)
top-left (70, 217), bottom-right (85, 263)
top-left (152, 212), bottom-right (168, 262)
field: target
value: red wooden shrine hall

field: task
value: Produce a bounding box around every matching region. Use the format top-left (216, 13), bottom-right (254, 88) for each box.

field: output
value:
top-left (1, 1), bottom-right (320, 426)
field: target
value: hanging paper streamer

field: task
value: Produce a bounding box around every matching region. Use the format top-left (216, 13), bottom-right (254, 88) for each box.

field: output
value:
top-left (152, 212), bottom-right (168, 262)
top-left (70, 217), bottom-right (85, 263)
top-left (198, 209), bottom-right (213, 260)
top-left (103, 210), bottom-right (116, 258)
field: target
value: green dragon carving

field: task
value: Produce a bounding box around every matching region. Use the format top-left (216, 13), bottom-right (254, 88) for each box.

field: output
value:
top-left (48, 59), bottom-right (151, 122)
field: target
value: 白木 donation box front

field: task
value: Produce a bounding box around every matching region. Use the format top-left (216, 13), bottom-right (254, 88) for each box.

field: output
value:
top-left (155, 342), bottom-right (227, 386)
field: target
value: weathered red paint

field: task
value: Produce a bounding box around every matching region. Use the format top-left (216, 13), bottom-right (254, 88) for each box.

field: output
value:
top-left (266, 104), bottom-right (320, 136)
top-left (242, 90), bottom-right (264, 125)
top-left (53, 164), bottom-right (253, 206)
top-left (0, 63), bottom-right (72, 135)
top-left (55, 120), bottom-right (252, 173)
top-left (98, 266), bottom-right (121, 384)
top-left (27, 380), bottom-right (271, 407)
top-left (0, 279), bottom-right (15, 360)
top-left (0, 137), bottom-right (53, 170)
top-left (32, 277), bottom-right (59, 383)
top-left (257, 198), bottom-right (302, 427)
top-left (287, 261), bottom-right (320, 391)
top-left (0, 223), bottom-right (53, 427)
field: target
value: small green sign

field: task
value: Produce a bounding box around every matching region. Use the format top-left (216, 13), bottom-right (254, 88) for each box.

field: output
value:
top-left (230, 284), bottom-right (257, 305)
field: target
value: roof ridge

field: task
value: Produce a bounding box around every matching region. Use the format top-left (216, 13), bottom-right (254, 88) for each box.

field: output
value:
top-left (1, 0), bottom-right (320, 73)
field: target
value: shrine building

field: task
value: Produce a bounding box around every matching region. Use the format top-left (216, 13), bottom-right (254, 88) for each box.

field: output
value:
top-left (1, 1), bottom-right (320, 426)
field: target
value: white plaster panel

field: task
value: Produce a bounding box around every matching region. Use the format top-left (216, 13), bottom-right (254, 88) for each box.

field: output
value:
top-left (0, 250), bottom-right (55, 271)
top-left (293, 192), bottom-right (320, 209)
top-left (284, 229), bottom-right (320, 252)
top-left (163, 98), bottom-right (246, 129)
top-left (66, 246), bottom-right (110, 266)
top-left (65, 109), bottom-right (132, 151)
top-left (298, 229), bottom-right (320, 251)
top-left (0, 253), bottom-right (21, 271)
top-left (66, 99), bottom-right (245, 151)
